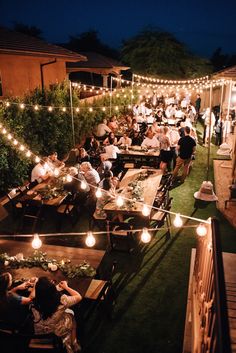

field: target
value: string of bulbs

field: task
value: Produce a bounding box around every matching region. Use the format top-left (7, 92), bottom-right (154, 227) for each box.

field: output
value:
top-left (0, 118), bottom-right (210, 251)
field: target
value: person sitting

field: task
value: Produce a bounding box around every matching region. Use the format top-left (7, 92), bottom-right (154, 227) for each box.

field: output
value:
top-left (63, 147), bottom-right (79, 167)
top-left (94, 119), bottom-right (111, 138)
top-left (104, 138), bottom-right (120, 159)
top-left (97, 154), bottom-right (113, 180)
top-left (141, 130), bottom-right (160, 149)
top-left (31, 277), bottom-right (82, 353)
top-left (93, 177), bottom-right (115, 219)
top-left (117, 132), bottom-right (132, 147)
top-left (31, 157), bottom-right (52, 183)
top-left (0, 272), bottom-right (33, 329)
top-left (108, 116), bottom-right (118, 132)
top-left (64, 166), bottom-right (90, 206)
top-left (48, 152), bottom-right (65, 171)
top-left (77, 148), bottom-right (90, 164)
top-left (80, 162), bottom-right (100, 186)
top-left (103, 132), bottom-right (118, 146)
top-left (131, 131), bottom-right (143, 146)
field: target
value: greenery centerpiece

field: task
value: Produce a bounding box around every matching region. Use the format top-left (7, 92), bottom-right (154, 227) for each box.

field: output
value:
top-left (0, 251), bottom-right (96, 278)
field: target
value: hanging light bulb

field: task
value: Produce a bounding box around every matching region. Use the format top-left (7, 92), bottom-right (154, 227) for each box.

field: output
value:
top-left (81, 180), bottom-right (87, 190)
top-left (35, 156), bottom-right (40, 163)
top-left (102, 107), bottom-right (106, 111)
top-left (6, 102), bottom-right (10, 107)
top-left (95, 188), bottom-right (102, 198)
top-left (34, 105), bottom-right (39, 111)
top-left (173, 213), bottom-right (183, 227)
top-left (85, 231), bottom-right (96, 247)
top-left (76, 107), bottom-right (80, 112)
top-left (54, 168), bottom-right (60, 177)
top-left (62, 107), bottom-right (66, 112)
top-left (19, 145), bottom-right (25, 151)
top-left (116, 195), bottom-right (124, 207)
top-left (13, 139), bottom-right (18, 146)
top-left (20, 103), bottom-right (25, 109)
top-left (48, 106), bottom-right (53, 112)
top-left (26, 150), bottom-right (31, 157)
top-left (32, 234), bottom-right (42, 250)
top-left (142, 204), bottom-right (150, 217)
top-left (196, 223), bottom-right (207, 237)
top-left (7, 133), bottom-right (12, 140)
top-left (2, 128), bottom-right (7, 134)
top-left (89, 107), bottom-right (93, 112)
top-left (66, 174), bottom-right (72, 182)
top-left (141, 228), bottom-right (151, 243)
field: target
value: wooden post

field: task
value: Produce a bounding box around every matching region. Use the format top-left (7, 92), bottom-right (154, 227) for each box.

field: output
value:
top-left (206, 82), bottom-right (213, 181)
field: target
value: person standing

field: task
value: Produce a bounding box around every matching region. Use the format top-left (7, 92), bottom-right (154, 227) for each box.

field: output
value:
top-left (172, 126), bottom-right (196, 183)
top-left (195, 94), bottom-right (201, 119)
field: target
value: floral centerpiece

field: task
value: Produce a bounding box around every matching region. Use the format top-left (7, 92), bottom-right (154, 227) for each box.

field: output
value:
top-left (0, 251), bottom-right (96, 278)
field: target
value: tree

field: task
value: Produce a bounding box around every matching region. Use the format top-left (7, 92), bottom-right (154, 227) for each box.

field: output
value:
top-left (62, 30), bottom-right (119, 59)
top-left (13, 22), bottom-right (44, 40)
top-left (121, 28), bottom-right (212, 78)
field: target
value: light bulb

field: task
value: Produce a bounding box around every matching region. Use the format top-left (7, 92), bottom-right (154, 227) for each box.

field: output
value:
top-left (116, 195), bottom-right (124, 207)
top-left (142, 204), bottom-right (150, 217)
top-left (173, 213), bottom-right (183, 228)
top-left (35, 156), bottom-right (40, 163)
top-left (26, 150), bottom-right (31, 157)
top-left (62, 107), bottom-right (66, 112)
top-left (6, 102), bottom-right (10, 107)
top-left (66, 174), bottom-right (72, 182)
top-left (34, 105), bottom-right (39, 111)
top-left (7, 134), bottom-right (12, 140)
top-left (32, 234), bottom-right (42, 250)
top-left (95, 188), bottom-right (102, 198)
top-left (13, 139), bottom-right (18, 145)
top-left (76, 107), bottom-right (80, 112)
top-left (85, 231), bottom-right (96, 247)
top-left (54, 168), bottom-right (60, 177)
top-left (19, 145), bottom-right (25, 151)
top-left (81, 180), bottom-right (87, 190)
top-left (141, 228), bottom-right (151, 243)
top-left (2, 128), bottom-right (7, 134)
top-left (196, 223), bottom-right (207, 237)
top-left (20, 103), bottom-right (25, 109)
top-left (48, 106), bottom-right (53, 112)
top-left (89, 107), bottom-right (93, 112)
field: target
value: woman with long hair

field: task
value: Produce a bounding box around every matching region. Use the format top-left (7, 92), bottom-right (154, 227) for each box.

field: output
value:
top-left (32, 277), bottom-right (82, 353)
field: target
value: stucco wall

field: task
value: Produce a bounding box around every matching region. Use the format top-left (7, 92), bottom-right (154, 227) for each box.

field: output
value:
top-left (0, 54), bottom-right (67, 97)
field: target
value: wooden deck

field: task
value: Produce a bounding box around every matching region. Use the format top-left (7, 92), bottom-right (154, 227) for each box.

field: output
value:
top-left (183, 250), bottom-right (236, 353)
top-left (0, 239), bottom-right (105, 297)
top-left (214, 159), bottom-right (236, 229)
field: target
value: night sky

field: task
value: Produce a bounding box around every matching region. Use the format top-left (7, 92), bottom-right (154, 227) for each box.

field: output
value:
top-left (1, 0), bottom-right (235, 58)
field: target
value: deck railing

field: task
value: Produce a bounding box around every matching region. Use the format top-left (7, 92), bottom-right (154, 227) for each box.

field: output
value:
top-left (190, 217), bottom-right (231, 353)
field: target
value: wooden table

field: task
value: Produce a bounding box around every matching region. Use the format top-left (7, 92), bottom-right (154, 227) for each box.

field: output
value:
top-left (104, 168), bottom-right (162, 216)
top-left (0, 240), bottom-right (105, 297)
top-left (117, 146), bottom-right (160, 169)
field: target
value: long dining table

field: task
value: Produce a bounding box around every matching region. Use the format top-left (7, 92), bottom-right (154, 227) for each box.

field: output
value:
top-left (104, 168), bottom-right (163, 217)
top-left (0, 239), bottom-right (105, 297)
top-left (117, 146), bottom-right (160, 169)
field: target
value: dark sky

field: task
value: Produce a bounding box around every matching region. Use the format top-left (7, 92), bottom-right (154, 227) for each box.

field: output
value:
top-left (1, 0), bottom-right (235, 58)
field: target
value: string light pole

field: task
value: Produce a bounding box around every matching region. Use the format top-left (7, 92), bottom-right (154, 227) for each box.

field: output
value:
top-left (69, 80), bottom-right (76, 147)
top-left (206, 81), bottom-right (213, 181)
top-left (110, 76), bottom-right (113, 117)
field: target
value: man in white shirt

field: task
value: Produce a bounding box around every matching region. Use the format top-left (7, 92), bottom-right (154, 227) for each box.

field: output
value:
top-left (105, 140), bottom-right (120, 159)
top-left (141, 130), bottom-right (160, 148)
top-left (80, 162), bottom-right (100, 186)
top-left (31, 157), bottom-right (51, 183)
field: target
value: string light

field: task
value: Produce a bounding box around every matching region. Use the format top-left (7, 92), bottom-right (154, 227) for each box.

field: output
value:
top-left (26, 150), bottom-right (31, 157)
top-left (32, 234), bottom-right (42, 250)
top-left (54, 168), bottom-right (60, 177)
top-left (173, 213), bottom-right (183, 228)
top-left (19, 145), bottom-right (25, 151)
top-left (196, 223), bottom-right (208, 237)
top-left (95, 188), bottom-right (102, 198)
top-left (35, 156), bottom-right (40, 163)
top-left (141, 228), bottom-right (152, 243)
top-left (13, 139), bottom-right (18, 145)
top-left (34, 105), bottom-right (39, 111)
top-left (142, 204), bottom-right (151, 217)
top-left (116, 195), bottom-right (124, 207)
top-left (66, 174), bottom-right (73, 182)
top-left (20, 103), bottom-right (25, 110)
top-left (85, 231), bottom-right (96, 247)
top-left (80, 180), bottom-right (87, 190)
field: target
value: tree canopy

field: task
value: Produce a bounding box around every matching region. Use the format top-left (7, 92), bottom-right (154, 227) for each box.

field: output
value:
top-left (13, 22), bottom-right (44, 39)
top-left (62, 30), bottom-right (119, 59)
top-left (121, 28), bottom-right (212, 79)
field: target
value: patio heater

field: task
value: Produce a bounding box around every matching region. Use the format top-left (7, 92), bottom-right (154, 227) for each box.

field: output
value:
top-left (194, 82), bottom-right (218, 201)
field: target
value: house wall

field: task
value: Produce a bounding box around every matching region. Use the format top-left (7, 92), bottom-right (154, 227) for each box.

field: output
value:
top-left (0, 54), bottom-right (67, 97)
